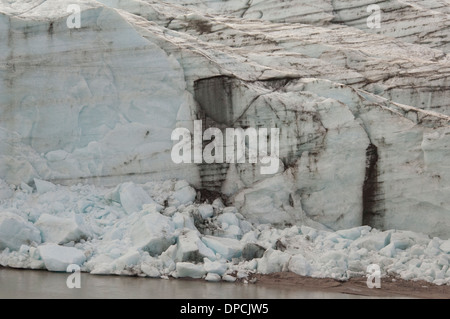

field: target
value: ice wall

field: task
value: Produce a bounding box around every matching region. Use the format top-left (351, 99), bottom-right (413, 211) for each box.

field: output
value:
top-left (0, 0), bottom-right (449, 237)
top-left (0, 1), bottom-right (200, 186)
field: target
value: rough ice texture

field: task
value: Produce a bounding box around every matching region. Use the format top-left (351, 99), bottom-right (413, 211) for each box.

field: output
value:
top-left (176, 261), bottom-right (206, 279)
top-left (0, 182), bottom-right (448, 285)
top-left (0, 0), bottom-right (200, 188)
top-left (288, 254), bottom-right (312, 277)
top-left (174, 229), bottom-right (216, 262)
top-left (105, 182), bottom-right (156, 215)
top-left (202, 235), bottom-right (243, 260)
top-left (35, 213), bottom-right (91, 244)
top-left (129, 211), bottom-right (176, 256)
top-left (38, 244), bottom-right (86, 272)
top-left (0, 212), bottom-right (41, 250)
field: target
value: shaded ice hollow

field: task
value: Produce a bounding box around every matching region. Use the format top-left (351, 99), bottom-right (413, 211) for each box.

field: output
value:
top-left (0, 0), bottom-right (449, 285)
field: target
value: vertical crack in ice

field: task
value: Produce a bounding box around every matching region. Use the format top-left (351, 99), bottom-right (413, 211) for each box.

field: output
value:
top-left (362, 143), bottom-right (383, 228)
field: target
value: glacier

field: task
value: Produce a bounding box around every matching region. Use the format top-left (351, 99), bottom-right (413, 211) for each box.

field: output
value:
top-left (0, 0), bottom-right (450, 286)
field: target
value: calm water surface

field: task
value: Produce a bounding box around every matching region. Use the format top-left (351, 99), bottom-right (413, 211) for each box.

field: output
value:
top-left (0, 267), bottom-right (385, 299)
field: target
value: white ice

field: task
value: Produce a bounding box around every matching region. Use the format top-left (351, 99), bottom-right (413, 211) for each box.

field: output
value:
top-left (38, 244), bottom-right (86, 272)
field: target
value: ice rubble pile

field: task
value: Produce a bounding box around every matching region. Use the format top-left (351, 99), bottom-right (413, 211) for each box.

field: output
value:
top-left (0, 179), bottom-right (449, 286)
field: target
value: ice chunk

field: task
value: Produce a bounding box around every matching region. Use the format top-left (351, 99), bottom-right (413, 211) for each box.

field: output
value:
top-left (318, 251), bottom-right (348, 279)
top-left (244, 259), bottom-right (258, 272)
top-left (175, 230), bottom-right (215, 262)
top-left (437, 255), bottom-right (449, 268)
top-left (172, 212), bottom-right (196, 231)
top-left (212, 198), bottom-right (224, 210)
top-left (107, 182), bottom-right (155, 215)
top-left (236, 270), bottom-right (249, 279)
top-left (38, 244), bottom-right (86, 272)
top-left (205, 273), bottom-right (221, 282)
top-left (351, 231), bottom-right (391, 251)
top-left (0, 180), bottom-right (13, 200)
top-left (142, 203), bottom-right (164, 213)
top-left (19, 244), bottom-right (30, 254)
top-left (89, 262), bottom-right (115, 275)
top-left (34, 179), bottom-right (57, 194)
top-left (197, 241), bottom-right (217, 262)
top-left (0, 212), bottom-right (41, 251)
top-left (300, 226), bottom-right (318, 241)
top-left (85, 253), bottom-right (114, 274)
top-left (379, 243), bottom-right (396, 258)
top-left (239, 220), bottom-right (253, 234)
top-left (163, 206), bottom-right (177, 217)
top-left (233, 175), bottom-right (292, 225)
top-left (222, 274), bottom-right (236, 282)
top-left (20, 182), bottom-right (33, 194)
top-left (35, 213), bottom-right (91, 244)
top-left (257, 249), bottom-right (291, 274)
top-left (241, 231), bottom-right (259, 244)
top-left (171, 182), bottom-right (196, 206)
top-left (410, 245), bottom-right (425, 256)
top-left (213, 209), bottom-right (243, 239)
top-left (141, 263), bottom-right (161, 278)
top-left (29, 246), bottom-right (40, 260)
top-left (129, 212), bottom-right (176, 256)
top-left (391, 231), bottom-right (430, 250)
top-left (198, 204), bottom-right (214, 219)
top-left (336, 226), bottom-right (371, 240)
top-left (119, 183), bottom-right (155, 215)
top-left (176, 262), bottom-right (206, 279)
top-left (242, 243), bottom-right (266, 261)
top-left (222, 225), bottom-right (243, 239)
top-left (440, 240), bottom-right (450, 253)
top-left (217, 212), bottom-right (240, 227)
top-left (159, 244), bottom-right (177, 272)
top-left (175, 230), bottom-right (201, 262)
top-left (280, 226), bottom-right (300, 238)
top-left (203, 258), bottom-right (228, 275)
top-left (287, 254), bottom-right (312, 276)
top-left (391, 237), bottom-right (414, 250)
top-left (114, 250), bottom-right (140, 271)
top-left (201, 236), bottom-right (243, 260)
top-left (174, 180), bottom-right (189, 191)
top-left (424, 237), bottom-right (442, 256)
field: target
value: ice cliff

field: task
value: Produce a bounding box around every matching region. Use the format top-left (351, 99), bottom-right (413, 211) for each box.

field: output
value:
top-left (1, 0), bottom-right (450, 239)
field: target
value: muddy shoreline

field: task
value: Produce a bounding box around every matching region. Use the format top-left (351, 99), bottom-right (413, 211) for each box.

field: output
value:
top-left (1, 266), bottom-right (449, 298)
top-left (251, 272), bottom-right (450, 299)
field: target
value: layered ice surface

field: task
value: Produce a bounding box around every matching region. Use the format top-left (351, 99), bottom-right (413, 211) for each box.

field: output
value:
top-left (0, 179), bottom-right (449, 286)
top-left (1, 0), bottom-right (450, 239)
